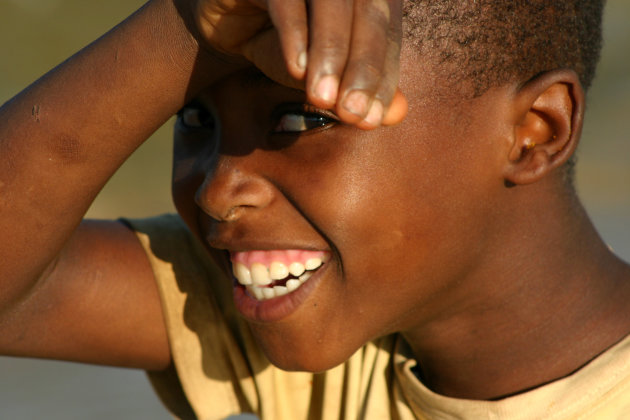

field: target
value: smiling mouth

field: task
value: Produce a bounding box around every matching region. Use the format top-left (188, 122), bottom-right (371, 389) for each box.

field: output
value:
top-left (230, 250), bottom-right (331, 301)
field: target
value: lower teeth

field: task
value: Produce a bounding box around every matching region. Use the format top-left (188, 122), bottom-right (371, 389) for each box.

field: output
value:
top-left (247, 271), bottom-right (314, 301)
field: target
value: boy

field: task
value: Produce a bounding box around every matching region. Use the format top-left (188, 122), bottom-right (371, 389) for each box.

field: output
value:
top-left (1, 1), bottom-right (629, 419)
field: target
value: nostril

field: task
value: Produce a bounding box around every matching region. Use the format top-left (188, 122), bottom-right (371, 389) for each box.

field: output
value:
top-left (223, 206), bottom-right (243, 222)
top-left (195, 182), bottom-right (227, 222)
top-left (194, 158), bottom-right (275, 222)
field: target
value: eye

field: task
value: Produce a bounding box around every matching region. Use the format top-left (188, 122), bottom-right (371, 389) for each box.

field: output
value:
top-left (272, 105), bottom-right (338, 133)
top-left (177, 102), bottom-right (215, 130)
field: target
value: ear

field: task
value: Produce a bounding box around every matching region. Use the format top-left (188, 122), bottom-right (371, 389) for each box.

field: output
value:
top-left (504, 70), bottom-right (584, 186)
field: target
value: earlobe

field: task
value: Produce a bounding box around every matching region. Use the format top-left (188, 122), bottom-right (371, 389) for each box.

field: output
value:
top-left (504, 70), bottom-right (584, 186)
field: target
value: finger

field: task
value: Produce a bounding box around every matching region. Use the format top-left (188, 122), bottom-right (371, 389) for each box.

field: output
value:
top-left (267, 0), bottom-right (309, 80)
top-left (382, 89), bottom-right (408, 126)
top-left (305, 0), bottom-right (354, 109)
top-left (356, 2), bottom-right (404, 129)
top-left (241, 28), bottom-right (305, 90)
top-left (355, 88), bottom-right (407, 130)
top-left (335, 0), bottom-right (393, 125)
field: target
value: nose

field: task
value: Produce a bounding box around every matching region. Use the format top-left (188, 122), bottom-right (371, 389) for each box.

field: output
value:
top-left (195, 156), bottom-right (275, 222)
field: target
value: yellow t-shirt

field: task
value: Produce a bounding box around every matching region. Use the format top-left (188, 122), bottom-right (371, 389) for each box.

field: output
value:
top-left (127, 215), bottom-right (630, 420)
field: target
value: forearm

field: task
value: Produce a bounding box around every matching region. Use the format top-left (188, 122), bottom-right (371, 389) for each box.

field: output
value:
top-left (0, 0), bottom-right (234, 307)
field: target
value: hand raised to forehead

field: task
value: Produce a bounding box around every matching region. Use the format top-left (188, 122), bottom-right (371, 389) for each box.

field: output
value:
top-left (190, 0), bottom-right (407, 129)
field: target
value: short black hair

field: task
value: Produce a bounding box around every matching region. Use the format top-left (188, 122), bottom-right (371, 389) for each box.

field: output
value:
top-left (403, 0), bottom-right (605, 97)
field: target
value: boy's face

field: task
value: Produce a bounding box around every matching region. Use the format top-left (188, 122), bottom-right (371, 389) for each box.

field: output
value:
top-left (172, 46), bottom-right (512, 371)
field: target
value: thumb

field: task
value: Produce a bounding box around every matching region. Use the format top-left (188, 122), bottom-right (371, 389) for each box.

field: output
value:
top-left (241, 29), bottom-right (305, 91)
top-left (382, 89), bottom-right (408, 126)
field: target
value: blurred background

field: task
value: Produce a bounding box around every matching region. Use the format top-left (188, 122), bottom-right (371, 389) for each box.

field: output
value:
top-left (0, 0), bottom-right (628, 418)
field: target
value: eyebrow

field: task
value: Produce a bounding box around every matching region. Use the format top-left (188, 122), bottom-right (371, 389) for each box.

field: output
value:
top-left (240, 70), bottom-right (278, 89)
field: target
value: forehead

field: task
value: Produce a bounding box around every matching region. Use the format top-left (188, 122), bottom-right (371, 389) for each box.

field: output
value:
top-left (194, 40), bottom-right (507, 148)
top-left (202, 44), bottom-right (454, 107)
top-left (235, 68), bottom-right (281, 89)
top-left (194, 59), bottom-right (507, 168)
top-left (198, 67), bottom-right (306, 115)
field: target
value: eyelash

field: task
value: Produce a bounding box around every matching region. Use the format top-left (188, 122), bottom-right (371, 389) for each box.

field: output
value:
top-left (176, 102), bottom-right (215, 131)
top-left (176, 103), bottom-right (338, 134)
top-left (272, 104), bottom-right (338, 134)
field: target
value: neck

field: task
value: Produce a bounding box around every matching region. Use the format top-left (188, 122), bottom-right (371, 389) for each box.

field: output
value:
top-left (403, 188), bottom-right (630, 400)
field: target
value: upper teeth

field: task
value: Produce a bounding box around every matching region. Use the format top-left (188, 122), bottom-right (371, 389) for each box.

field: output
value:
top-left (232, 258), bottom-right (326, 301)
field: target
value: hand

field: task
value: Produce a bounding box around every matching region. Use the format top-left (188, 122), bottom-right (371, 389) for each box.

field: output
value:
top-left (190, 0), bottom-right (407, 129)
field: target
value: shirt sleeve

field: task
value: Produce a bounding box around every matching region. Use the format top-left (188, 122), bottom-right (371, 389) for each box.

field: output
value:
top-left (124, 214), bottom-right (262, 420)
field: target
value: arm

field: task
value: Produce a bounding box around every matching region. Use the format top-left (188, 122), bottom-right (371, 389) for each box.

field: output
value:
top-left (0, 0), bottom-right (405, 369)
top-left (0, 0), bottom-right (237, 369)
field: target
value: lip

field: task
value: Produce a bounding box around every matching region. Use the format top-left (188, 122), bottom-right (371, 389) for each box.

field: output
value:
top-left (232, 260), bottom-right (330, 322)
top-left (209, 236), bottom-right (331, 254)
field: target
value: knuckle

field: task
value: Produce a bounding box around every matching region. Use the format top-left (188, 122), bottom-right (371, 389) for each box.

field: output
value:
top-left (376, 80), bottom-right (397, 104)
top-left (360, 61), bottom-right (383, 81)
top-left (311, 44), bottom-right (351, 73)
top-left (314, 32), bottom-right (350, 53)
top-left (369, 0), bottom-right (391, 22)
top-left (346, 61), bottom-right (383, 90)
top-left (357, 0), bottom-right (391, 26)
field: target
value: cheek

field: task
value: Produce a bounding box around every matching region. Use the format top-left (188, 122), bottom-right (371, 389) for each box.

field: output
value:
top-left (171, 129), bottom-right (220, 211)
top-left (302, 128), bottom-right (496, 325)
top-left (171, 153), bottom-right (208, 233)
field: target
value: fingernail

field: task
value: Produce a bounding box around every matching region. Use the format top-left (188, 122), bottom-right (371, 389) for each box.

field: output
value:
top-left (314, 75), bottom-right (339, 104)
top-left (363, 100), bottom-right (384, 127)
top-left (297, 51), bottom-right (307, 71)
top-left (343, 90), bottom-right (370, 117)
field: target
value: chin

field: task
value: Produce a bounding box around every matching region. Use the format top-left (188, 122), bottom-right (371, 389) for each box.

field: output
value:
top-left (263, 349), bottom-right (346, 373)
top-left (250, 325), bottom-right (356, 373)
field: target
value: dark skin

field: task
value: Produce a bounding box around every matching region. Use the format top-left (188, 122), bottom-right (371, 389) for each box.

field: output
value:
top-left (173, 51), bottom-right (630, 399)
top-left (1, 0), bottom-right (629, 403)
top-left (0, 0), bottom-right (405, 368)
